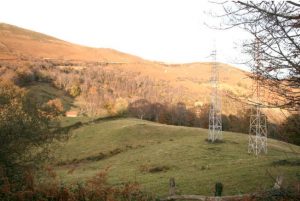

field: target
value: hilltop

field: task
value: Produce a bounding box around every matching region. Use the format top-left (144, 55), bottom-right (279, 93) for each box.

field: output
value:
top-left (0, 23), bottom-right (142, 62)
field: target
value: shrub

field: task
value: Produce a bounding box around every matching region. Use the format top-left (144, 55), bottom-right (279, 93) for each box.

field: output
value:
top-left (114, 98), bottom-right (128, 116)
top-left (0, 168), bottom-right (155, 201)
top-left (69, 84), bottom-right (81, 97)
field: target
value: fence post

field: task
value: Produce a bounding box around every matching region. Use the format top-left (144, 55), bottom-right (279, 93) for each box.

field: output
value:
top-left (169, 177), bottom-right (176, 196)
top-left (215, 182), bottom-right (223, 197)
top-left (273, 175), bottom-right (283, 189)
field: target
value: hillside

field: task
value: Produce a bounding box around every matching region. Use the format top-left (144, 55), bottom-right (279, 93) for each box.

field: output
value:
top-left (0, 23), bottom-right (298, 198)
top-left (0, 23), bottom-right (142, 62)
top-left (0, 23), bottom-right (286, 123)
top-left (50, 117), bottom-right (300, 197)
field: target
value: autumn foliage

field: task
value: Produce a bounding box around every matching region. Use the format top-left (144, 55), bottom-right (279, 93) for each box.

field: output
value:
top-left (0, 167), bottom-right (155, 201)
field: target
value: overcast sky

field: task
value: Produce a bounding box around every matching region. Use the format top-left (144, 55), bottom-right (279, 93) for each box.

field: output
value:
top-left (0, 0), bottom-right (251, 69)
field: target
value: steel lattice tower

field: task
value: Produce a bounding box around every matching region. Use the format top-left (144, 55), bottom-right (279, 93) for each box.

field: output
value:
top-left (248, 40), bottom-right (268, 155)
top-left (208, 49), bottom-right (222, 142)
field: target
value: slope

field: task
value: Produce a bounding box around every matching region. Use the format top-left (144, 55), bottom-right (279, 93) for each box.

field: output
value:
top-left (26, 82), bottom-right (75, 111)
top-left (50, 117), bottom-right (300, 197)
top-left (0, 23), bottom-right (142, 62)
top-left (0, 23), bottom-right (286, 123)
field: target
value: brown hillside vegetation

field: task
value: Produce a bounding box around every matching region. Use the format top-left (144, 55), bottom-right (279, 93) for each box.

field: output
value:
top-left (0, 23), bottom-right (286, 124)
top-left (0, 23), bottom-right (142, 62)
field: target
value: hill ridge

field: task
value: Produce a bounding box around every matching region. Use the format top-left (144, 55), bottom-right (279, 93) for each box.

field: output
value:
top-left (0, 23), bottom-right (144, 62)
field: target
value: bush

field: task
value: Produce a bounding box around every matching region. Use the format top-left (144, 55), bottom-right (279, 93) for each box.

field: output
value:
top-left (0, 168), bottom-right (155, 201)
top-left (69, 84), bottom-right (81, 97)
top-left (114, 98), bottom-right (128, 116)
top-left (279, 114), bottom-right (300, 145)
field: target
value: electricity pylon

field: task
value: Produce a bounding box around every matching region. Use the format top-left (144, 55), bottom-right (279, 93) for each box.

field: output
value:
top-left (248, 39), bottom-right (268, 155)
top-left (208, 49), bottom-right (222, 142)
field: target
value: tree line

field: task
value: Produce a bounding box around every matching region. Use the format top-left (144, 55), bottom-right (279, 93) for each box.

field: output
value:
top-left (1, 58), bottom-right (299, 146)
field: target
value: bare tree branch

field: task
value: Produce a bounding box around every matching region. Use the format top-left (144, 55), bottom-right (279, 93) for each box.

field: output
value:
top-left (215, 1), bottom-right (300, 111)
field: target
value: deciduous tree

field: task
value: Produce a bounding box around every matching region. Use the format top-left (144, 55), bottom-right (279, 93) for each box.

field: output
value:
top-left (219, 1), bottom-right (300, 110)
top-left (0, 82), bottom-right (64, 180)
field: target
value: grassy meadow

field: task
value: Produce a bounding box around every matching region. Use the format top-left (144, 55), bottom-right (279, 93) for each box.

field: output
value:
top-left (46, 117), bottom-right (300, 197)
top-left (26, 83), bottom-right (300, 197)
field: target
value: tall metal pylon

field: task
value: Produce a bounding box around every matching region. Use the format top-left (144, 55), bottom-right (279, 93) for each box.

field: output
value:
top-left (248, 39), bottom-right (268, 155)
top-left (208, 48), bottom-right (222, 142)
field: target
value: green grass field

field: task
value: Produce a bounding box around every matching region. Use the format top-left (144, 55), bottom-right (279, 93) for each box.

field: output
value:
top-left (28, 83), bottom-right (299, 197)
top-left (49, 117), bottom-right (300, 197)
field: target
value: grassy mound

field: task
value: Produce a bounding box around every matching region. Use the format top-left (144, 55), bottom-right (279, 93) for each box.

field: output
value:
top-left (48, 117), bottom-right (300, 197)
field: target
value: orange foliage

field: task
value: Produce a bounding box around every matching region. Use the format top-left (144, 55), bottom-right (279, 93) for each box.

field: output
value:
top-left (0, 166), bottom-right (154, 201)
top-left (47, 98), bottom-right (64, 113)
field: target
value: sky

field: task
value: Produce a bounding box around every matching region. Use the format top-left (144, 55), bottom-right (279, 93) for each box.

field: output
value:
top-left (0, 0), bottom-right (251, 69)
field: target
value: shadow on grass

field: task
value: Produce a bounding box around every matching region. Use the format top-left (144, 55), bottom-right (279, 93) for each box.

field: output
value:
top-left (205, 139), bottom-right (225, 144)
top-left (53, 115), bottom-right (124, 136)
top-left (272, 158), bottom-right (300, 166)
top-left (139, 164), bottom-right (170, 173)
top-left (56, 144), bottom-right (145, 166)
